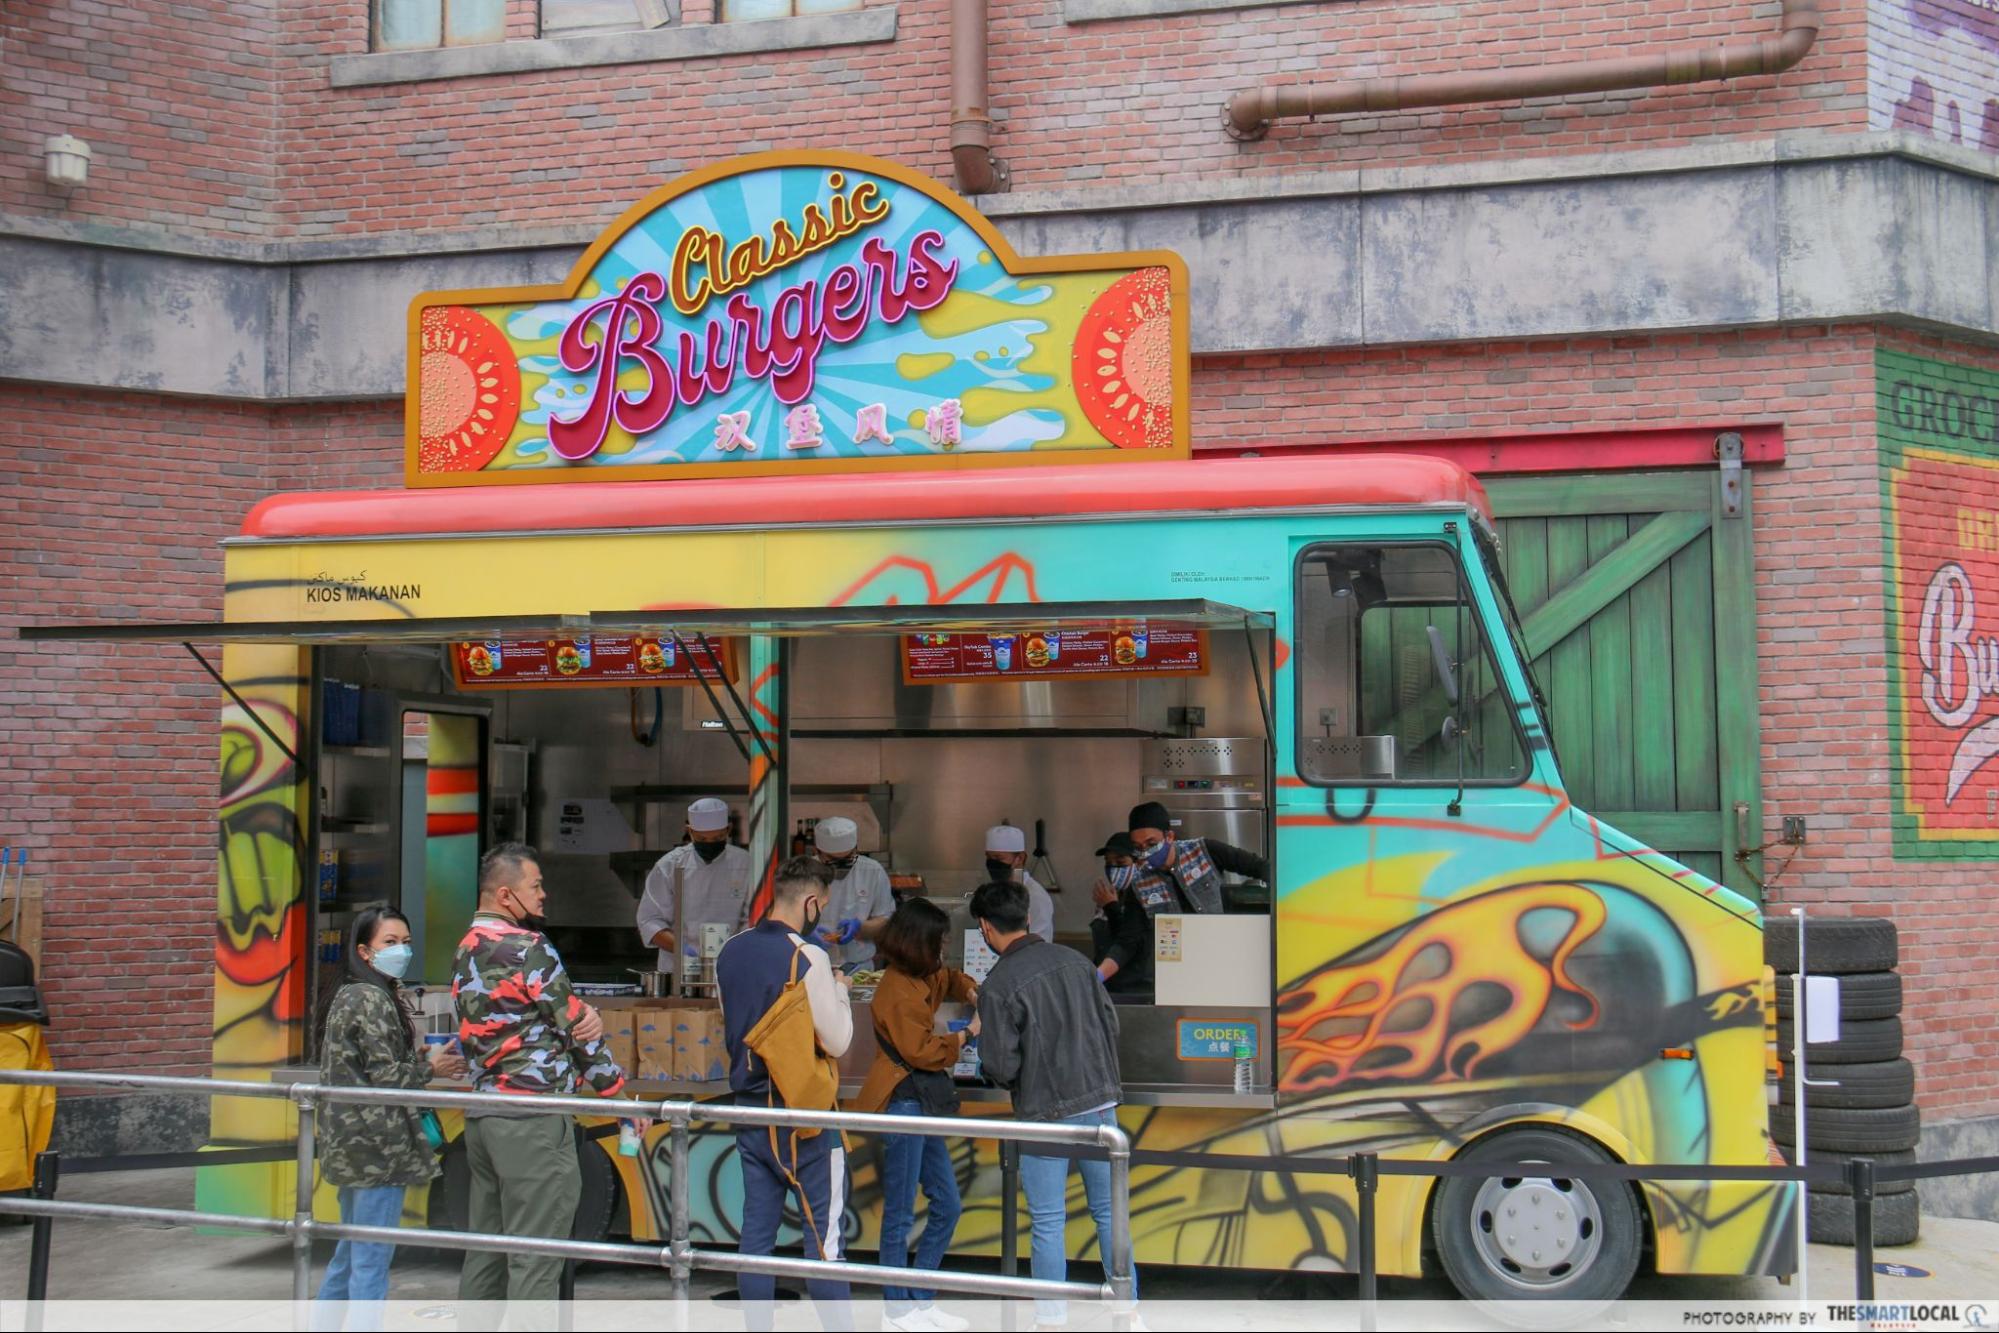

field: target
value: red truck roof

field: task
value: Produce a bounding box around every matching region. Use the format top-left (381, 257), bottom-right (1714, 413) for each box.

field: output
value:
top-left (240, 454), bottom-right (1492, 540)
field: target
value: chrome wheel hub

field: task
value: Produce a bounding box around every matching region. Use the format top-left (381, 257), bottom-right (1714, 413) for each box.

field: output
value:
top-left (1468, 1171), bottom-right (1603, 1291)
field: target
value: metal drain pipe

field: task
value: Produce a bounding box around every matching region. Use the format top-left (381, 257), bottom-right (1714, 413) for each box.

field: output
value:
top-left (952, 0), bottom-right (1008, 193)
top-left (1224, 0), bottom-right (1820, 140)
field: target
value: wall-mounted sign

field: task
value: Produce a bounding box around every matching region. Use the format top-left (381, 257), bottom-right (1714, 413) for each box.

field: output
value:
top-left (450, 635), bottom-right (737, 690)
top-left (901, 627), bottom-right (1206, 684)
top-left (408, 153), bottom-right (1190, 487)
top-left (1882, 351), bottom-right (1999, 858)
top-left (1177, 1019), bottom-right (1257, 1061)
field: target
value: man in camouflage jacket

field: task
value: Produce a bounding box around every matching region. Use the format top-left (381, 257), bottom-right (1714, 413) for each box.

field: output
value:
top-left (452, 844), bottom-right (629, 1308)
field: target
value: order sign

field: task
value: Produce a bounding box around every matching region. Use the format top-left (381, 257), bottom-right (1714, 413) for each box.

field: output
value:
top-left (451, 636), bottom-right (736, 689)
top-left (902, 628), bottom-right (1205, 683)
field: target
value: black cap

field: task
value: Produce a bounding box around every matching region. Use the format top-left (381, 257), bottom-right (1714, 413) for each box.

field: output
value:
top-left (1128, 801), bottom-right (1173, 835)
top-left (1095, 831), bottom-right (1137, 857)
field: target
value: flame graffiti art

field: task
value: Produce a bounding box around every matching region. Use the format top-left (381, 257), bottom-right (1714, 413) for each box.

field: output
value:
top-left (1278, 883), bottom-right (1606, 1094)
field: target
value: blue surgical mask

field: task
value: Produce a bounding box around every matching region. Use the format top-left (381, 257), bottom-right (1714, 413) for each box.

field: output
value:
top-left (1143, 841), bottom-right (1171, 870)
top-left (370, 944), bottom-right (414, 980)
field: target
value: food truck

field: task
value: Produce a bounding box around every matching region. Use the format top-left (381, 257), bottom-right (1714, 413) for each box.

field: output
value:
top-left (27, 153), bottom-right (1790, 1301)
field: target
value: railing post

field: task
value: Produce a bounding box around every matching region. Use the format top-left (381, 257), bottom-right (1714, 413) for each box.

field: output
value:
top-left (1849, 1156), bottom-right (1876, 1301)
top-left (1351, 1152), bottom-right (1378, 1333)
top-left (1105, 1127), bottom-right (1134, 1325)
top-left (26, 1149), bottom-right (59, 1326)
top-left (669, 1114), bottom-right (691, 1304)
top-left (292, 1089), bottom-right (316, 1306)
top-left (999, 1139), bottom-right (1020, 1332)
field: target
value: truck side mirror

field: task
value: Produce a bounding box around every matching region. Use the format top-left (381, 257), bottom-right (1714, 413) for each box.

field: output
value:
top-left (1426, 625), bottom-right (1460, 705)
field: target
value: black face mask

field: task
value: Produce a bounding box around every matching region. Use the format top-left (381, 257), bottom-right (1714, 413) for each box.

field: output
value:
top-left (826, 856), bottom-right (855, 879)
top-left (692, 840), bottom-right (727, 864)
top-left (505, 894), bottom-right (547, 933)
top-left (984, 858), bottom-right (1014, 882)
top-left (803, 899), bottom-right (823, 936)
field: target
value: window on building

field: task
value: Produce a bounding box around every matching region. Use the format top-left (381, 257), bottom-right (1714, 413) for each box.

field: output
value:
top-left (542, 0), bottom-right (675, 35)
top-left (1295, 542), bottom-right (1528, 787)
top-left (718, 0), bottom-right (860, 21)
top-left (373, 0), bottom-right (505, 51)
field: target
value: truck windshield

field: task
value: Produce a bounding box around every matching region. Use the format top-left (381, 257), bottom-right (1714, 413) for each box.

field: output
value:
top-left (1471, 523), bottom-right (1562, 775)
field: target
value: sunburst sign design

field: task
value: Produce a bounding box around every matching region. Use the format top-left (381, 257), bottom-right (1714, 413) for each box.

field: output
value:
top-left (1072, 269), bottom-right (1176, 449)
top-left (417, 307), bottom-right (523, 473)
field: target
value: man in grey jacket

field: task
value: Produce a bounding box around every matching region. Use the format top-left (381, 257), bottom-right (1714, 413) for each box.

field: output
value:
top-left (972, 878), bottom-right (1138, 1327)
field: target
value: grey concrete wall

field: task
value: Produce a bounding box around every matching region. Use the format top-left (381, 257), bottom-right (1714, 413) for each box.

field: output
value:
top-left (2, 132), bottom-right (1995, 402)
top-left (1920, 1114), bottom-right (1999, 1222)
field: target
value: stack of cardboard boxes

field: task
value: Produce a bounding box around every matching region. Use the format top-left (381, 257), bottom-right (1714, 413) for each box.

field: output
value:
top-left (597, 998), bottom-right (728, 1084)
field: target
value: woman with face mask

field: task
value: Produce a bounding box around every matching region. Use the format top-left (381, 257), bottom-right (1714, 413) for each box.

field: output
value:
top-left (313, 908), bottom-right (467, 1329)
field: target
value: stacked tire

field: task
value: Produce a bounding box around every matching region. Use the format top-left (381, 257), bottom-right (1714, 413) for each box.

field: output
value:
top-left (1766, 916), bottom-right (1919, 1246)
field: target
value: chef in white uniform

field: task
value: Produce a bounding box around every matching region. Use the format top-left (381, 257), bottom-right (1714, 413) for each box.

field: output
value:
top-left (636, 797), bottom-right (753, 979)
top-left (811, 816), bottom-right (896, 972)
top-left (984, 823), bottom-right (1056, 943)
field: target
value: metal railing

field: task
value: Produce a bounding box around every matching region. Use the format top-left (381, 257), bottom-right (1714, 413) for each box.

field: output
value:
top-left (0, 1068), bottom-right (1134, 1312)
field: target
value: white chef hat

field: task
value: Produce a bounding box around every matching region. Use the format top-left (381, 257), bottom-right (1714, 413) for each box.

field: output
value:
top-left (687, 798), bottom-right (730, 832)
top-left (985, 824), bottom-right (1026, 854)
top-left (814, 817), bottom-right (858, 854)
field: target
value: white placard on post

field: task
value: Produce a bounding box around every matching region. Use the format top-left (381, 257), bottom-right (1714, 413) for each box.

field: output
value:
top-left (1804, 974), bottom-right (1842, 1046)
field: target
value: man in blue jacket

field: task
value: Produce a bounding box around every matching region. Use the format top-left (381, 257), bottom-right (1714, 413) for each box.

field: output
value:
top-left (716, 855), bottom-right (854, 1331)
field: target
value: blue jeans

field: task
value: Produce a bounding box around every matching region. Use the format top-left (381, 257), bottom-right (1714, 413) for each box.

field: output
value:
top-left (1018, 1107), bottom-right (1136, 1324)
top-left (877, 1097), bottom-right (963, 1315)
top-left (312, 1184), bottom-right (406, 1330)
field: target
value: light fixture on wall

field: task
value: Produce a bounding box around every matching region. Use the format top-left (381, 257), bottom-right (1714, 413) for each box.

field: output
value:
top-left (43, 136), bottom-right (90, 189)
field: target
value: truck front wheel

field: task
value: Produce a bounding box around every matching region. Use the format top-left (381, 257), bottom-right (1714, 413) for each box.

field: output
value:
top-left (1432, 1127), bottom-right (1643, 1302)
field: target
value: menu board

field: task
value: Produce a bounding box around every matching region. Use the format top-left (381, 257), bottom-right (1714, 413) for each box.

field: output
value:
top-left (902, 628), bottom-right (1206, 683)
top-left (451, 635), bottom-right (737, 690)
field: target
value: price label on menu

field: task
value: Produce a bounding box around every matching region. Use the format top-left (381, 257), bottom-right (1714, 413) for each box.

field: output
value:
top-left (902, 628), bottom-right (1206, 683)
top-left (451, 636), bottom-right (737, 689)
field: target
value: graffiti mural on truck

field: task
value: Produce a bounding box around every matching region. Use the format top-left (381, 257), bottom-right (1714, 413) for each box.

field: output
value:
top-left (210, 514), bottom-right (1781, 1275)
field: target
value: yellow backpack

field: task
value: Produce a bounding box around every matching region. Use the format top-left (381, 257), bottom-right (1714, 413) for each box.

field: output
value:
top-left (740, 943), bottom-right (846, 1256)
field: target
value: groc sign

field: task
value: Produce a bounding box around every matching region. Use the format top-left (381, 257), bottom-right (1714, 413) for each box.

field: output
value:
top-left (406, 153), bottom-right (1190, 486)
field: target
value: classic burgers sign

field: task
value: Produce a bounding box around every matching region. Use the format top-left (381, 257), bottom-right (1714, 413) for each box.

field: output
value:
top-left (406, 153), bottom-right (1190, 486)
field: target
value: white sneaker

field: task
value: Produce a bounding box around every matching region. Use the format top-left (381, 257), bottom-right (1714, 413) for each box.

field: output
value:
top-left (883, 1312), bottom-right (933, 1333)
top-left (918, 1307), bottom-right (971, 1332)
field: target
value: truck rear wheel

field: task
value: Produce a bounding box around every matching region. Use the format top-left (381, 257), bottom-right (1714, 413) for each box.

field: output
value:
top-left (1432, 1128), bottom-right (1643, 1302)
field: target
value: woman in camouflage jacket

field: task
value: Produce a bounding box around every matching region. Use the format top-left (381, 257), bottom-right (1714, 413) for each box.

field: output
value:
top-left (314, 908), bottom-right (466, 1324)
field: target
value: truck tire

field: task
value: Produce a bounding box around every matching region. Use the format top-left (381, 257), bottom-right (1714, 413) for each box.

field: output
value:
top-left (1764, 918), bottom-right (1897, 974)
top-left (1770, 1104), bottom-right (1920, 1154)
top-left (1806, 1150), bottom-right (1916, 1197)
top-left (1775, 1016), bottom-right (1902, 1064)
top-left (1807, 1190), bottom-right (1920, 1247)
top-left (1777, 1058), bottom-right (1915, 1110)
top-left (1774, 972), bottom-right (1901, 1022)
top-left (1432, 1127), bottom-right (1643, 1303)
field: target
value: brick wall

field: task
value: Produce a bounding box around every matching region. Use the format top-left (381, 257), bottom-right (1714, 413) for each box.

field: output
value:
top-left (268, 0), bottom-right (1871, 237)
top-left (0, 1), bottom-right (278, 235)
top-left (20, 326), bottom-right (1999, 1120)
top-left (5, 0), bottom-right (1870, 240)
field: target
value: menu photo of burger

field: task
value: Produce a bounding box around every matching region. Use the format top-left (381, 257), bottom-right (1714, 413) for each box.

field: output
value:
top-left (636, 637), bottom-right (674, 675)
top-left (553, 638), bottom-right (592, 676)
top-left (464, 642), bottom-right (501, 678)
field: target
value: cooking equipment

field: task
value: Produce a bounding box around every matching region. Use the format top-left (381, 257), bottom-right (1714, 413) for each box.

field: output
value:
top-left (1138, 738), bottom-right (1268, 871)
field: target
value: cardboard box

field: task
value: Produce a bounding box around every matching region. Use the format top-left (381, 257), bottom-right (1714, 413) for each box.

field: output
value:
top-left (633, 1002), bottom-right (677, 1082)
top-left (669, 1001), bottom-right (728, 1083)
top-left (594, 1001), bottom-right (640, 1079)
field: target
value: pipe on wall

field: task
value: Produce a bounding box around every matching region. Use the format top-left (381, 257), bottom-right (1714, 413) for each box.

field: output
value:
top-left (951, 0), bottom-right (1008, 193)
top-left (1223, 0), bottom-right (1820, 140)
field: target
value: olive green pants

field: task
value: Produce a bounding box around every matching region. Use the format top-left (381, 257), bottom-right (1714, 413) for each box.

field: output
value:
top-left (458, 1114), bottom-right (581, 1305)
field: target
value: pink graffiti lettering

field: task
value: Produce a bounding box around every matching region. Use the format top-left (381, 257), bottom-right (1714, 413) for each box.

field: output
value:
top-left (1916, 562), bottom-right (1999, 803)
top-left (548, 231), bottom-right (959, 461)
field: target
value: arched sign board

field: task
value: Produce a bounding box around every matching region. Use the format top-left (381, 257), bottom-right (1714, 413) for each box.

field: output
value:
top-left (407, 153), bottom-right (1191, 487)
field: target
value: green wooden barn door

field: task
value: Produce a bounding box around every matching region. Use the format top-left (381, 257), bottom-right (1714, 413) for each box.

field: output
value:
top-left (1483, 470), bottom-right (1763, 899)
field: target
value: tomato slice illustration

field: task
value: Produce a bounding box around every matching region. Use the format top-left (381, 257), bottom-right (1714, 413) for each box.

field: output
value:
top-left (1071, 268), bottom-right (1175, 450)
top-left (417, 306), bottom-right (522, 474)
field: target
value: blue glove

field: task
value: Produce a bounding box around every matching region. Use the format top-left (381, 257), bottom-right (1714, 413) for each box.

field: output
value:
top-left (944, 1018), bottom-right (971, 1033)
top-left (837, 917), bottom-right (862, 945)
top-left (681, 939), bottom-right (701, 957)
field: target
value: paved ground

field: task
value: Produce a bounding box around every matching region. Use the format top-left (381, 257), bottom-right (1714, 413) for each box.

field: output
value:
top-left (2, 1167), bottom-right (1993, 1313)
